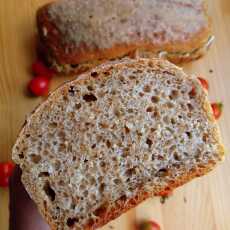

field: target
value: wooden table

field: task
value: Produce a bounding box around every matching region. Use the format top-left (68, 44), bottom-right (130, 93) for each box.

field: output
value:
top-left (0, 1), bottom-right (230, 229)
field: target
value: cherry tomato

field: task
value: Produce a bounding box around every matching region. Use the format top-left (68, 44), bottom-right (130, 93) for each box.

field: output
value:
top-left (32, 60), bottom-right (55, 78)
top-left (0, 162), bottom-right (15, 188)
top-left (198, 77), bottom-right (209, 91)
top-left (139, 220), bottom-right (161, 230)
top-left (211, 103), bottom-right (223, 120)
top-left (28, 76), bottom-right (50, 96)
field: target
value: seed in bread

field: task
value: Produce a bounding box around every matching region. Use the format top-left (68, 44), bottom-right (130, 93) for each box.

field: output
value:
top-left (12, 58), bottom-right (224, 230)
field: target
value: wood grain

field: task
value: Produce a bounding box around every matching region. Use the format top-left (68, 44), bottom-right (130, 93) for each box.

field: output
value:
top-left (0, 0), bottom-right (230, 229)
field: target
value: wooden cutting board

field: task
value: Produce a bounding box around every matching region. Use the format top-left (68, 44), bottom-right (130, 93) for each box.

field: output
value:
top-left (0, 0), bottom-right (230, 229)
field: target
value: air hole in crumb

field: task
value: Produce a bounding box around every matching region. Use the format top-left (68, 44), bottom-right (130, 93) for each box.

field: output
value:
top-left (49, 122), bottom-right (57, 129)
top-left (19, 153), bottom-right (24, 159)
top-left (83, 190), bottom-right (88, 196)
top-left (87, 85), bottom-right (94, 91)
top-left (173, 152), bottom-right (181, 161)
top-left (151, 128), bottom-right (156, 132)
top-left (98, 176), bottom-right (103, 182)
top-left (84, 159), bottom-right (88, 163)
top-left (106, 140), bottom-right (111, 148)
top-left (54, 160), bottom-right (61, 170)
top-left (68, 86), bottom-right (75, 96)
top-left (38, 172), bottom-right (50, 177)
top-left (127, 108), bottom-right (133, 113)
top-left (70, 63), bottom-right (79, 68)
top-left (93, 204), bottom-right (107, 217)
top-left (202, 133), bottom-right (208, 142)
top-left (75, 103), bottom-right (81, 110)
top-left (126, 168), bottom-right (135, 176)
top-left (124, 125), bottom-right (130, 134)
top-left (89, 177), bottom-right (96, 185)
top-left (58, 180), bottom-right (65, 186)
top-left (185, 132), bottom-right (192, 139)
top-left (71, 203), bottom-right (76, 210)
top-left (53, 141), bottom-right (57, 146)
top-left (157, 155), bottom-right (164, 160)
top-left (63, 95), bottom-right (68, 102)
top-left (43, 182), bottom-right (55, 201)
top-left (120, 194), bottom-right (127, 201)
top-left (139, 92), bottom-right (144, 97)
top-left (100, 161), bottom-right (106, 168)
top-left (99, 183), bottom-right (106, 192)
top-left (114, 109), bottom-right (121, 118)
top-left (163, 116), bottom-right (170, 124)
top-left (183, 152), bottom-right (189, 157)
top-left (143, 85), bottom-right (151, 93)
top-left (157, 168), bottom-right (169, 177)
top-left (83, 94), bottom-right (97, 102)
top-left (151, 96), bottom-right (160, 103)
top-left (187, 103), bottom-right (193, 111)
top-left (90, 194), bottom-right (96, 200)
top-left (91, 144), bottom-right (96, 149)
top-left (146, 138), bottom-right (152, 147)
top-left (114, 178), bottom-right (122, 185)
top-left (30, 154), bottom-right (41, 164)
top-left (169, 90), bottom-right (179, 100)
top-left (146, 106), bottom-right (153, 112)
top-left (166, 102), bottom-right (174, 109)
top-left (67, 217), bottom-right (77, 227)
top-left (171, 118), bottom-right (176, 125)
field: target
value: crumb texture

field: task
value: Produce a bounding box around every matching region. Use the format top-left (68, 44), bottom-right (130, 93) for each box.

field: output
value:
top-left (47, 0), bottom-right (208, 49)
top-left (12, 59), bottom-right (223, 230)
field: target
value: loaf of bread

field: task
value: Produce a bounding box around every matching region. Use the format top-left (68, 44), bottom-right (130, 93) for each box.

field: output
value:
top-left (12, 58), bottom-right (224, 230)
top-left (37, 0), bottom-right (214, 74)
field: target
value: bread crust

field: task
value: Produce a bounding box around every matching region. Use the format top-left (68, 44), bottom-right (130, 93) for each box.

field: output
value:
top-left (37, 0), bottom-right (212, 73)
top-left (84, 162), bottom-right (217, 230)
top-left (12, 58), bottom-right (224, 230)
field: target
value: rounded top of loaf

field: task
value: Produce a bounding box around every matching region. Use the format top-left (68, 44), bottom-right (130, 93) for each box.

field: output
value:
top-left (47, 0), bottom-right (208, 49)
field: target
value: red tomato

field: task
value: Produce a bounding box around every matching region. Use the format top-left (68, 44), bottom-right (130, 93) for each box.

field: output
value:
top-left (32, 60), bottom-right (55, 78)
top-left (1, 162), bottom-right (15, 176)
top-left (198, 77), bottom-right (209, 91)
top-left (0, 162), bottom-right (15, 188)
top-left (211, 103), bottom-right (223, 120)
top-left (0, 176), bottom-right (9, 187)
top-left (28, 76), bottom-right (50, 96)
top-left (139, 220), bottom-right (161, 230)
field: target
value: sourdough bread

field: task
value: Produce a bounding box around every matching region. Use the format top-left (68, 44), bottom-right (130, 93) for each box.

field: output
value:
top-left (37, 0), bottom-right (213, 74)
top-left (12, 58), bottom-right (224, 230)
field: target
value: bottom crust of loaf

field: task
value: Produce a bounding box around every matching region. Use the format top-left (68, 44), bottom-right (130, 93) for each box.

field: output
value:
top-left (38, 36), bottom-right (214, 75)
top-left (38, 159), bottom-right (217, 230)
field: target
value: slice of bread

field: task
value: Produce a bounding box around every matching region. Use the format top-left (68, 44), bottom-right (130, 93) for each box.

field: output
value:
top-left (12, 58), bottom-right (224, 230)
top-left (37, 0), bottom-right (213, 74)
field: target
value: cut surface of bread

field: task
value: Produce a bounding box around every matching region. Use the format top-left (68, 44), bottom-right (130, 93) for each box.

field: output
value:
top-left (37, 0), bottom-right (213, 73)
top-left (12, 59), bottom-right (224, 230)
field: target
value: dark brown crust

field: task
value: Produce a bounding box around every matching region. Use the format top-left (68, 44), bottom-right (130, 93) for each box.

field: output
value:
top-left (37, 2), bottom-right (212, 71)
top-left (84, 162), bottom-right (216, 230)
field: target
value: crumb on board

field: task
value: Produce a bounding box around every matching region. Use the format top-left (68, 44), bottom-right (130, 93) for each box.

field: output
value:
top-left (160, 196), bottom-right (169, 204)
top-left (184, 196), bottom-right (187, 203)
